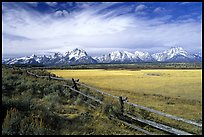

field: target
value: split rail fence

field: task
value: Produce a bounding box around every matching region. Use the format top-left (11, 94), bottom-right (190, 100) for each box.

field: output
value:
top-left (25, 70), bottom-right (202, 135)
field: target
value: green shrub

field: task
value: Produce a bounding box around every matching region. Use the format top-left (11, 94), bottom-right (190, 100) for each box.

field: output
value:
top-left (2, 108), bottom-right (54, 135)
top-left (2, 108), bottom-right (22, 135)
top-left (126, 104), bottom-right (135, 114)
top-left (102, 103), bottom-right (113, 116)
top-left (102, 100), bottom-right (122, 117)
top-left (137, 109), bottom-right (151, 119)
top-left (18, 113), bottom-right (54, 135)
top-left (80, 112), bottom-right (93, 123)
top-left (74, 95), bottom-right (84, 105)
top-left (2, 92), bottom-right (32, 112)
top-left (42, 92), bottom-right (61, 110)
top-left (16, 82), bottom-right (27, 92)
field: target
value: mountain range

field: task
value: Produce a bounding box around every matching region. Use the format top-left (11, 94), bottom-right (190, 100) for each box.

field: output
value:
top-left (2, 47), bottom-right (202, 66)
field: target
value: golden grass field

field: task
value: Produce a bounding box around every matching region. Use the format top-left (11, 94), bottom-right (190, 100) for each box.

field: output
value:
top-left (48, 69), bottom-right (202, 121)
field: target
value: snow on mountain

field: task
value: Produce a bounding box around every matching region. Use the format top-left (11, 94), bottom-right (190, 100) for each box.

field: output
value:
top-left (67, 48), bottom-right (88, 61)
top-left (52, 52), bottom-right (63, 58)
top-left (64, 48), bottom-right (97, 64)
top-left (5, 54), bottom-right (40, 64)
top-left (151, 47), bottom-right (198, 62)
top-left (110, 51), bottom-right (123, 61)
top-left (134, 51), bottom-right (155, 62)
top-left (3, 48), bottom-right (97, 65)
top-left (2, 47), bottom-right (202, 65)
top-left (95, 47), bottom-right (201, 63)
top-left (93, 54), bottom-right (110, 63)
top-left (122, 51), bottom-right (142, 62)
top-left (95, 51), bottom-right (141, 63)
top-left (95, 50), bottom-right (154, 63)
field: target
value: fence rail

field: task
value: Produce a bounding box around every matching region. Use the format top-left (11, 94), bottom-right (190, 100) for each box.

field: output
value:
top-left (25, 70), bottom-right (201, 135)
top-left (124, 113), bottom-right (192, 135)
top-left (76, 82), bottom-right (119, 99)
top-left (76, 81), bottom-right (202, 128)
top-left (63, 84), bottom-right (104, 104)
top-left (125, 102), bottom-right (202, 127)
top-left (110, 115), bottom-right (154, 135)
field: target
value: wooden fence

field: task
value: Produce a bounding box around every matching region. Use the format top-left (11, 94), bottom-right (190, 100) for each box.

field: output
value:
top-left (25, 70), bottom-right (201, 135)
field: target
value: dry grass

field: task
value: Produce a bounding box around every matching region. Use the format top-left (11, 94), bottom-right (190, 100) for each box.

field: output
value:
top-left (48, 69), bottom-right (202, 121)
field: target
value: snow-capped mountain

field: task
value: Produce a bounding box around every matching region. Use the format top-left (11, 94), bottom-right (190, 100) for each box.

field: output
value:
top-left (64, 48), bottom-right (97, 65)
top-left (3, 54), bottom-right (40, 65)
top-left (95, 50), bottom-right (156, 63)
top-left (152, 47), bottom-right (201, 62)
top-left (3, 48), bottom-right (97, 65)
top-left (95, 47), bottom-right (201, 63)
top-left (94, 51), bottom-right (142, 63)
top-left (2, 47), bottom-right (202, 65)
top-left (134, 51), bottom-right (156, 62)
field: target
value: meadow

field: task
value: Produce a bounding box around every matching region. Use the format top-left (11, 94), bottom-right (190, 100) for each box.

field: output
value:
top-left (2, 67), bottom-right (141, 135)
top-left (48, 69), bottom-right (202, 121)
top-left (2, 65), bottom-right (201, 134)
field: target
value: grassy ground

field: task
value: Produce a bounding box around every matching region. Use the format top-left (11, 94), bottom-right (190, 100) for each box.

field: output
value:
top-left (48, 69), bottom-right (202, 121)
top-left (2, 67), bottom-right (142, 135)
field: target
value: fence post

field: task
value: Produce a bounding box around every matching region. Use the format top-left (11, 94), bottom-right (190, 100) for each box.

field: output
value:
top-left (72, 78), bottom-right (79, 91)
top-left (48, 74), bottom-right (51, 80)
top-left (119, 96), bottom-right (124, 114)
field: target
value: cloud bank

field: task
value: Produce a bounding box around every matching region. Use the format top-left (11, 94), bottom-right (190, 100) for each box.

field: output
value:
top-left (2, 2), bottom-right (202, 58)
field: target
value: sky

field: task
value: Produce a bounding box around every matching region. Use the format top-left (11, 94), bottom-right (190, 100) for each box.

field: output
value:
top-left (2, 2), bottom-right (202, 58)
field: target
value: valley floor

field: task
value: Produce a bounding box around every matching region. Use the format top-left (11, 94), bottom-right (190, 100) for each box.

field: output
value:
top-left (2, 66), bottom-right (202, 135)
top-left (48, 69), bottom-right (202, 121)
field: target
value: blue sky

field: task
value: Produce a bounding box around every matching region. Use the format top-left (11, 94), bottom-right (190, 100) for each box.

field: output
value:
top-left (2, 2), bottom-right (202, 58)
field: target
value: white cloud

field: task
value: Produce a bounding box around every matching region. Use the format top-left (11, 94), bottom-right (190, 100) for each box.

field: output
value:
top-left (180, 2), bottom-right (191, 5)
top-left (153, 7), bottom-right (166, 14)
top-left (135, 4), bottom-right (148, 15)
top-left (135, 4), bottom-right (147, 12)
top-left (136, 11), bottom-right (147, 15)
top-left (2, 3), bottom-right (202, 57)
top-left (54, 10), bottom-right (69, 17)
top-left (45, 2), bottom-right (57, 7)
top-left (26, 2), bottom-right (38, 7)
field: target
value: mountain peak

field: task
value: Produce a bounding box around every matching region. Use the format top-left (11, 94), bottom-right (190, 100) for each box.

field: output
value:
top-left (70, 48), bottom-right (87, 54)
top-left (152, 46), bottom-right (191, 62)
top-left (72, 48), bottom-right (85, 52)
top-left (167, 46), bottom-right (187, 55)
top-left (169, 46), bottom-right (185, 52)
top-left (73, 48), bottom-right (79, 51)
top-left (2, 47), bottom-right (201, 65)
top-left (30, 54), bottom-right (37, 58)
top-left (110, 51), bottom-right (123, 61)
top-left (52, 52), bottom-right (63, 59)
